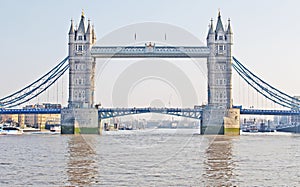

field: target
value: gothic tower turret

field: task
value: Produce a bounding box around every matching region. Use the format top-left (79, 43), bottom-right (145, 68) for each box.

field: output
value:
top-left (68, 20), bottom-right (75, 56)
top-left (202, 11), bottom-right (238, 135)
top-left (62, 11), bottom-right (99, 134)
top-left (67, 11), bottom-right (96, 109)
top-left (206, 11), bottom-right (233, 109)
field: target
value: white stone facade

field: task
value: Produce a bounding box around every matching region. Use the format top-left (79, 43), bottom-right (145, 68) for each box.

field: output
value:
top-left (206, 12), bottom-right (233, 109)
top-left (67, 13), bottom-right (96, 109)
top-left (61, 13), bottom-right (98, 134)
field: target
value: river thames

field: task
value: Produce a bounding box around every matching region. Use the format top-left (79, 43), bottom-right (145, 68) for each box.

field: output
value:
top-left (1, 129), bottom-right (300, 186)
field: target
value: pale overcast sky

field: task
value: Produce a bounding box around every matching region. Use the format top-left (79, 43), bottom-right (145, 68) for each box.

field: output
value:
top-left (1, 0), bottom-right (299, 109)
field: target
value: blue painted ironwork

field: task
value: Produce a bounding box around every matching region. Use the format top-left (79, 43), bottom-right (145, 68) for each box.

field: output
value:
top-left (91, 46), bottom-right (210, 58)
top-left (0, 107), bottom-right (202, 119)
top-left (0, 57), bottom-right (69, 108)
top-left (1, 52), bottom-right (300, 118)
top-left (98, 107), bottom-right (202, 119)
top-left (1, 106), bottom-right (298, 117)
top-left (240, 108), bottom-right (300, 116)
top-left (232, 57), bottom-right (300, 109)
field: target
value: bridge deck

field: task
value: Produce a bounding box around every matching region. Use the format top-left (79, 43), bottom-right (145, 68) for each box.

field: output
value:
top-left (91, 46), bottom-right (210, 58)
top-left (98, 107), bottom-right (203, 119)
top-left (1, 108), bottom-right (299, 117)
top-left (240, 109), bottom-right (300, 115)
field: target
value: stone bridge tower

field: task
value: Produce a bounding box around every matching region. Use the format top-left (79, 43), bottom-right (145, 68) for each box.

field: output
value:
top-left (61, 12), bottom-right (99, 134)
top-left (202, 12), bottom-right (240, 135)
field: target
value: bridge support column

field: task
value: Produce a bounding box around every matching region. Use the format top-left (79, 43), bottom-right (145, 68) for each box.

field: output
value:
top-left (61, 108), bottom-right (99, 134)
top-left (201, 107), bottom-right (225, 134)
top-left (201, 107), bottom-right (240, 135)
top-left (224, 108), bottom-right (240, 135)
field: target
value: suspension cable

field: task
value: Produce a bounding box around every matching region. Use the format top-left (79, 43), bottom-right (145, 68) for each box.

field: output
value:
top-left (0, 57), bottom-right (69, 108)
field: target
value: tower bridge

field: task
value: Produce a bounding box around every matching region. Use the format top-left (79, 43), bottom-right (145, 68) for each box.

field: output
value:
top-left (59, 11), bottom-right (237, 135)
top-left (1, 11), bottom-right (300, 135)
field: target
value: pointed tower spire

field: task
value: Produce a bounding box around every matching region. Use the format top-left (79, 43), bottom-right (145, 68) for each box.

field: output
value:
top-left (81, 9), bottom-right (85, 18)
top-left (207, 18), bottom-right (214, 40)
top-left (226, 18), bottom-right (233, 34)
top-left (209, 18), bottom-right (214, 34)
top-left (92, 25), bottom-right (96, 44)
top-left (86, 19), bottom-right (92, 34)
top-left (215, 10), bottom-right (224, 32)
top-left (69, 19), bottom-right (74, 34)
top-left (78, 11), bottom-right (86, 33)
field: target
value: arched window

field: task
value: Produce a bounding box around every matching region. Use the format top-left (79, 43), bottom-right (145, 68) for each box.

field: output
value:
top-left (74, 91), bottom-right (78, 99)
top-left (82, 90), bottom-right (85, 99)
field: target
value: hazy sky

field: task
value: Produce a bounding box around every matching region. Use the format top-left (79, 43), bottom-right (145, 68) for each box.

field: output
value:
top-left (1, 0), bottom-right (300, 109)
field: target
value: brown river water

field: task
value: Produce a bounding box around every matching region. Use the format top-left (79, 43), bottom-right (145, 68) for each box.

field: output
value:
top-left (1, 129), bottom-right (300, 186)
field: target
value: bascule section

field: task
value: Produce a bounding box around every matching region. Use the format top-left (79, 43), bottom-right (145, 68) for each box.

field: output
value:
top-left (202, 12), bottom-right (240, 135)
top-left (61, 12), bottom-right (99, 134)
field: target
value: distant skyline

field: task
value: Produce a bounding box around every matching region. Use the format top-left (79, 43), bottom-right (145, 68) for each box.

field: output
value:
top-left (1, 0), bottom-right (300, 109)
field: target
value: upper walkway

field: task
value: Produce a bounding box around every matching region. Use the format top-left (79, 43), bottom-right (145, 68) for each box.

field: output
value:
top-left (91, 45), bottom-right (210, 58)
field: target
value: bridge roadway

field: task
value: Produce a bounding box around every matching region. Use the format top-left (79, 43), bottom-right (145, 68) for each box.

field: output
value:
top-left (98, 107), bottom-right (202, 119)
top-left (0, 107), bottom-right (299, 117)
top-left (240, 109), bottom-right (300, 116)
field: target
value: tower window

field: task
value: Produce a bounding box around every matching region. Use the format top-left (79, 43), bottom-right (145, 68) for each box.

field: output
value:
top-left (78, 45), bottom-right (83, 51)
top-left (218, 45), bottom-right (225, 51)
top-left (78, 36), bottom-right (83, 40)
top-left (217, 45), bottom-right (226, 55)
top-left (219, 36), bottom-right (223, 40)
top-left (82, 90), bottom-right (85, 99)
